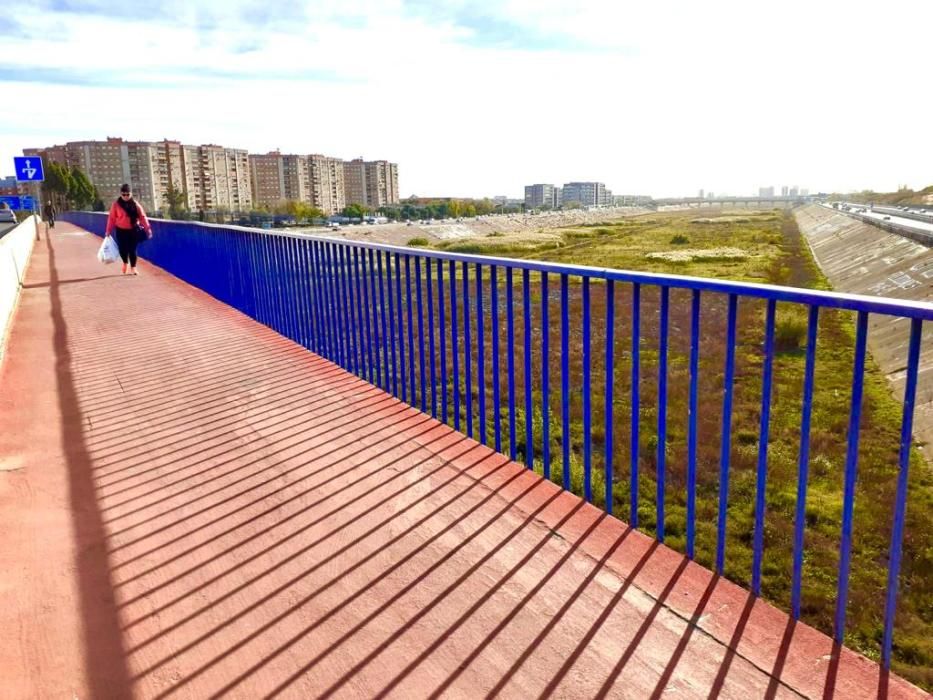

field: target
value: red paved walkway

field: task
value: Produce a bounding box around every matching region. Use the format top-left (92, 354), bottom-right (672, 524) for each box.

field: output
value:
top-left (0, 225), bottom-right (925, 699)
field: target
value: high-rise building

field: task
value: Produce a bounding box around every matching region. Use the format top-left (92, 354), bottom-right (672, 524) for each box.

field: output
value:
top-left (789, 186), bottom-right (799, 197)
top-left (759, 186), bottom-right (775, 197)
top-left (561, 182), bottom-right (606, 207)
top-left (524, 183), bottom-right (557, 208)
top-left (308, 154), bottom-right (346, 215)
top-left (25, 137), bottom-right (253, 213)
top-left (343, 158), bottom-right (366, 207)
top-left (781, 185), bottom-right (789, 197)
top-left (248, 151), bottom-right (310, 209)
top-left (343, 158), bottom-right (400, 209)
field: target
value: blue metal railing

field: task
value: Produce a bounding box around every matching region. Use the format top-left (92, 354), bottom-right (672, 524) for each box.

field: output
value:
top-left (62, 212), bottom-right (932, 671)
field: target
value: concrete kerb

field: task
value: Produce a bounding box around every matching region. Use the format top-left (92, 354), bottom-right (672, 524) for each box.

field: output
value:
top-left (0, 215), bottom-right (39, 367)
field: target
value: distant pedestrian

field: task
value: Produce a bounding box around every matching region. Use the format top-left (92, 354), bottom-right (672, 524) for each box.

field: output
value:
top-left (43, 201), bottom-right (56, 228)
top-left (105, 184), bottom-right (152, 275)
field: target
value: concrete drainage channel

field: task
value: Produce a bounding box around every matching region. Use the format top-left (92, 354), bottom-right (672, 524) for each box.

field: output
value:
top-left (795, 204), bottom-right (933, 453)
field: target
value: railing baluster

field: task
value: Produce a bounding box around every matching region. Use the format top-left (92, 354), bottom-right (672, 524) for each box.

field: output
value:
top-left (561, 273), bottom-right (571, 491)
top-left (341, 245), bottom-right (357, 375)
top-left (406, 255), bottom-right (416, 406)
top-left (792, 305), bottom-right (819, 618)
top-left (583, 277), bottom-right (592, 503)
top-left (507, 267), bottom-right (517, 461)
top-left (835, 311), bottom-right (869, 643)
top-left (385, 251), bottom-right (398, 396)
top-left (716, 293), bottom-right (738, 575)
top-left (366, 249), bottom-right (381, 389)
top-left (476, 264), bottom-right (486, 446)
top-left (426, 259), bottom-right (437, 419)
top-left (281, 237), bottom-right (296, 343)
top-left (463, 262), bottom-right (473, 439)
top-left (352, 248), bottom-right (367, 380)
top-left (380, 251), bottom-right (395, 395)
top-left (395, 253), bottom-right (407, 403)
top-left (353, 248), bottom-right (376, 384)
top-left (321, 242), bottom-right (334, 364)
top-left (309, 242), bottom-right (326, 358)
top-left (327, 243), bottom-right (344, 368)
top-left (438, 259), bottom-right (448, 424)
top-left (631, 283), bottom-right (641, 526)
top-left (293, 238), bottom-right (307, 347)
top-left (882, 317), bottom-right (923, 669)
top-left (687, 290), bottom-right (701, 559)
top-left (340, 246), bottom-right (356, 374)
top-left (605, 280), bottom-right (616, 515)
top-left (491, 266), bottom-right (502, 453)
top-left (752, 299), bottom-right (777, 596)
top-left (657, 286), bottom-right (669, 542)
top-left (299, 240), bottom-right (314, 351)
top-left (450, 260), bottom-right (461, 432)
top-left (541, 272), bottom-right (551, 480)
top-left (523, 268), bottom-right (533, 469)
top-left (415, 256), bottom-right (427, 413)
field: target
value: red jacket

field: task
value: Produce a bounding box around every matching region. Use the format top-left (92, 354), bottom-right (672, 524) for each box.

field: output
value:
top-left (105, 198), bottom-right (152, 235)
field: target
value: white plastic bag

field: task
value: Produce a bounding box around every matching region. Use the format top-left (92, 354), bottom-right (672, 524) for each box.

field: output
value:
top-left (97, 236), bottom-right (120, 264)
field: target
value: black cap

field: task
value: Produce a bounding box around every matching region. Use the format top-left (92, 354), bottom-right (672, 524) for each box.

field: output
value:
top-left (120, 183), bottom-right (131, 193)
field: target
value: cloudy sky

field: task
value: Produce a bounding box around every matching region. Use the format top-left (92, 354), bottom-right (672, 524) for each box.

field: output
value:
top-left (1, 0), bottom-right (930, 198)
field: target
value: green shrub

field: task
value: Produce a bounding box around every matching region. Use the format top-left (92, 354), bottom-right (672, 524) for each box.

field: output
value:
top-left (406, 237), bottom-right (429, 247)
top-left (775, 316), bottom-right (808, 351)
top-left (670, 234), bottom-right (690, 245)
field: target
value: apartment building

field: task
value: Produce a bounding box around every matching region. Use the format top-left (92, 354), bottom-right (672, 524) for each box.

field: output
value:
top-left (308, 154), bottom-right (345, 215)
top-left (249, 152), bottom-right (311, 209)
top-left (561, 181), bottom-right (608, 207)
top-left (343, 158), bottom-right (400, 209)
top-left (23, 136), bottom-right (397, 216)
top-left (524, 183), bottom-right (563, 209)
top-left (25, 138), bottom-right (253, 213)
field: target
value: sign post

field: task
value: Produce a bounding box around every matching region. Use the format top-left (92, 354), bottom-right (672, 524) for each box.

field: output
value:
top-left (14, 156), bottom-right (45, 240)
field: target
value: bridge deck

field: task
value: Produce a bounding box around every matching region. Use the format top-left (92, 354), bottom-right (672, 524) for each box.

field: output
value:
top-left (0, 224), bottom-right (923, 699)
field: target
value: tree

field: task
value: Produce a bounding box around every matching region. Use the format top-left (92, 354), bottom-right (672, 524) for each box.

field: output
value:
top-left (165, 187), bottom-right (190, 220)
top-left (44, 162), bottom-right (74, 211)
top-left (68, 166), bottom-right (96, 210)
top-left (342, 203), bottom-right (367, 219)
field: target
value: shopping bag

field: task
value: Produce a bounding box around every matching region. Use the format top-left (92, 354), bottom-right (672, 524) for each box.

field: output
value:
top-left (97, 236), bottom-right (120, 264)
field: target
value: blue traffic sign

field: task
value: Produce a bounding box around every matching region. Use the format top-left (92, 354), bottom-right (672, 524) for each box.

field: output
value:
top-left (0, 195), bottom-right (36, 211)
top-left (14, 156), bottom-right (44, 182)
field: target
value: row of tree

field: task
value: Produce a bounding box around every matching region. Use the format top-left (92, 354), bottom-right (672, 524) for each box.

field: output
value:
top-left (43, 162), bottom-right (103, 211)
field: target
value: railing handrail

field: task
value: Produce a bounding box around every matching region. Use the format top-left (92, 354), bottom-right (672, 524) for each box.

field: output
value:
top-left (70, 211), bottom-right (933, 321)
top-left (60, 210), bottom-right (931, 681)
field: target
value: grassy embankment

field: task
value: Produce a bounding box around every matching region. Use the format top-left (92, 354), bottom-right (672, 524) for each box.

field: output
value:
top-left (394, 209), bottom-right (931, 688)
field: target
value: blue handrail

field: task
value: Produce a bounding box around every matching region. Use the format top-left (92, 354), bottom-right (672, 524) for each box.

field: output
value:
top-left (62, 212), bottom-right (931, 673)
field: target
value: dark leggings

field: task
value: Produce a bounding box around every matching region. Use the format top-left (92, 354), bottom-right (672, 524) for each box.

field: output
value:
top-left (115, 228), bottom-right (139, 267)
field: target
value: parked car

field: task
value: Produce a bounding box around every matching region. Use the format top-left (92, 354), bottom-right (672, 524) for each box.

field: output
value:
top-left (0, 206), bottom-right (16, 223)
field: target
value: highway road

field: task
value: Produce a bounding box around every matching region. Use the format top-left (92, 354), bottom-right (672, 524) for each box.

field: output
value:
top-left (855, 208), bottom-right (933, 235)
top-left (822, 203), bottom-right (933, 243)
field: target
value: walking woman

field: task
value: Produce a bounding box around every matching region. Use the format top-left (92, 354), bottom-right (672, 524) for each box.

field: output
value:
top-left (105, 184), bottom-right (152, 275)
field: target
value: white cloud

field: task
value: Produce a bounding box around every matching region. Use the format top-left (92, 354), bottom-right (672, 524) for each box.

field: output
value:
top-left (1, 0), bottom-right (931, 197)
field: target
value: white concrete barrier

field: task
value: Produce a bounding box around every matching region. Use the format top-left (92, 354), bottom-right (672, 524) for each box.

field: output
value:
top-left (0, 216), bottom-right (38, 365)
